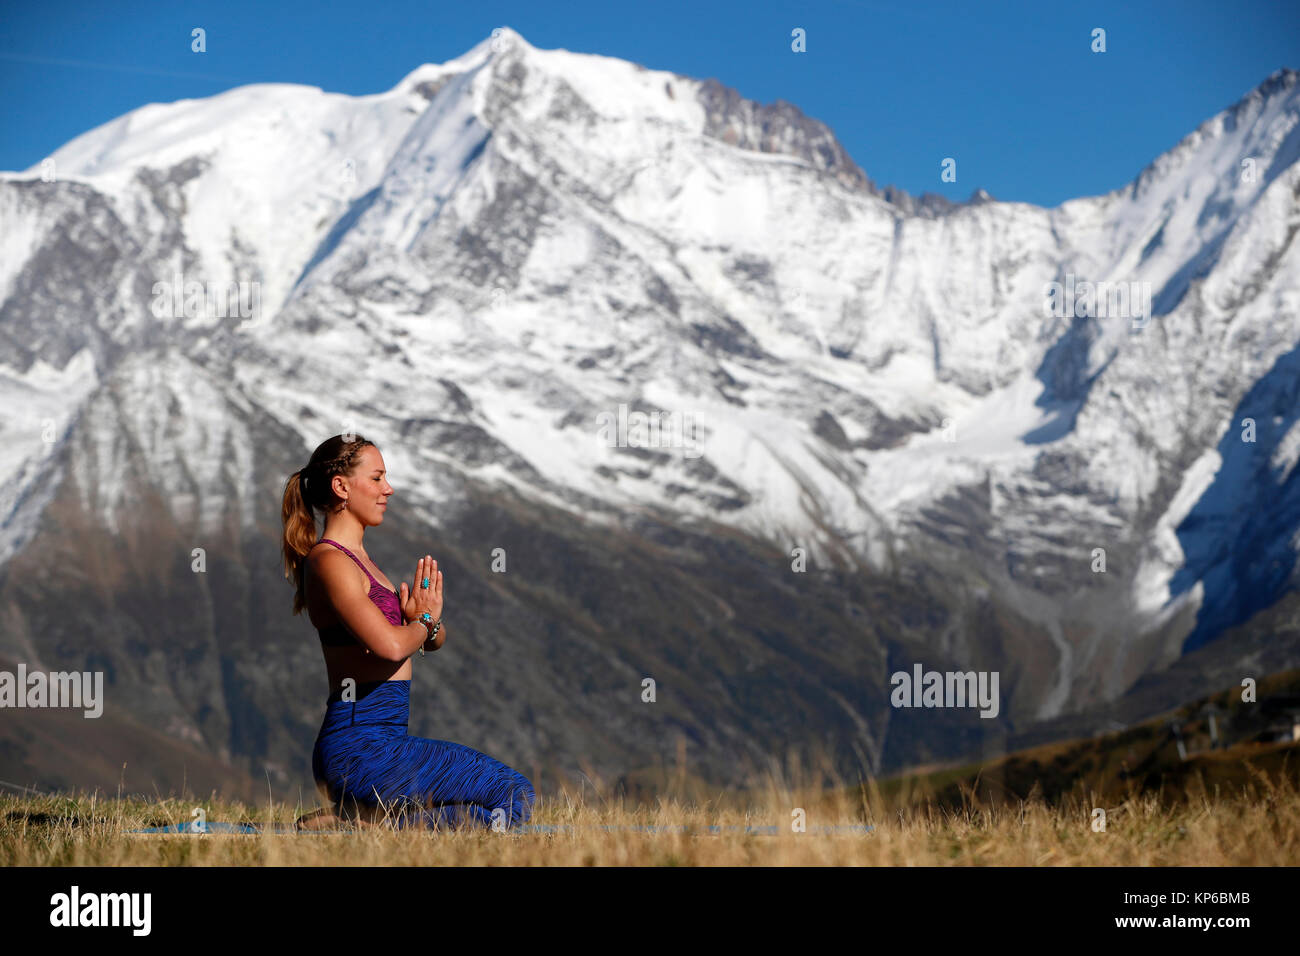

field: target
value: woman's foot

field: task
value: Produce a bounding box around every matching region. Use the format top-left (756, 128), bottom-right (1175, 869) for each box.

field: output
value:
top-left (295, 807), bottom-right (341, 830)
top-left (295, 806), bottom-right (379, 831)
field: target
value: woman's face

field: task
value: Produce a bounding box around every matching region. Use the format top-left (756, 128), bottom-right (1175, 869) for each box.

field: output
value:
top-left (337, 445), bottom-right (394, 525)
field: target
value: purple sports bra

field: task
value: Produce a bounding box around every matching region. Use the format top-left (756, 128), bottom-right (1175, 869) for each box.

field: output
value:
top-left (313, 538), bottom-right (402, 647)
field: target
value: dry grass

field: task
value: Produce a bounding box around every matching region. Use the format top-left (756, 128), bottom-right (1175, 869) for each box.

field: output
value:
top-left (3, 761), bottom-right (1297, 865)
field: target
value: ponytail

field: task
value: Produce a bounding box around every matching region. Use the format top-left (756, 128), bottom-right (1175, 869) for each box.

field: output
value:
top-left (280, 434), bottom-right (375, 615)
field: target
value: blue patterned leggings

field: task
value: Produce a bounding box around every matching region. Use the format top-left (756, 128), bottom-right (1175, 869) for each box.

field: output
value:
top-left (312, 679), bottom-right (535, 830)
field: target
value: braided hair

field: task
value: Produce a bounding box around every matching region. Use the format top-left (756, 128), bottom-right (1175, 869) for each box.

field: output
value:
top-left (280, 433), bottom-right (375, 615)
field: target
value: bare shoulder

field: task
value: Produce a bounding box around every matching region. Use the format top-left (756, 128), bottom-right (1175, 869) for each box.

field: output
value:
top-left (305, 542), bottom-right (349, 581)
top-left (306, 540), bottom-right (335, 562)
top-left (306, 542), bottom-right (366, 590)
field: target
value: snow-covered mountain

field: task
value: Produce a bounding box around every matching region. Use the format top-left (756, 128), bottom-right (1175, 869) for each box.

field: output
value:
top-left (1, 27), bottom-right (1297, 792)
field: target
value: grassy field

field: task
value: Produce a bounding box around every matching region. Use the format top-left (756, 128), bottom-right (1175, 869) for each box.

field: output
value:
top-left (8, 672), bottom-right (1299, 866)
top-left (3, 761), bottom-right (1297, 865)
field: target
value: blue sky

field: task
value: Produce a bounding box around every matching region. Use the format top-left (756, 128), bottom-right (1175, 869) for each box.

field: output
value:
top-left (2, 0), bottom-right (1297, 207)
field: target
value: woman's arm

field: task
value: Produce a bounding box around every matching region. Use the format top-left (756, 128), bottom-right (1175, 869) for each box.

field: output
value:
top-left (310, 549), bottom-right (427, 661)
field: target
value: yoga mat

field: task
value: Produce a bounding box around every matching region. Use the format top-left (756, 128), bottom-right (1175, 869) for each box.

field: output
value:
top-left (127, 822), bottom-right (873, 835)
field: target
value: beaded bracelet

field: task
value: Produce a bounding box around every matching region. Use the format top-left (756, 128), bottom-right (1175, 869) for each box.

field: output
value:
top-left (416, 614), bottom-right (442, 655)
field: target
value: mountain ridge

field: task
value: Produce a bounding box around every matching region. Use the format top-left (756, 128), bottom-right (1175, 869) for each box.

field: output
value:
top-left (1, 29), bottom-right (1298, 794)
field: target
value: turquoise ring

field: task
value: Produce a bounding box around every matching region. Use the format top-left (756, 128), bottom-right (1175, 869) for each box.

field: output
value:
top-left (421, 577), bottom-right (431, 588)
